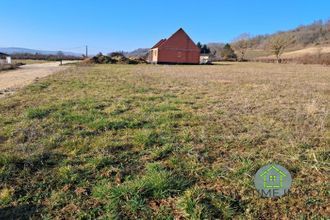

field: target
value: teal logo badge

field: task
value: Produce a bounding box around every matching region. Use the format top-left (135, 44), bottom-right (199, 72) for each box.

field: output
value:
top-left (254, 164), bottom-right (292, 198)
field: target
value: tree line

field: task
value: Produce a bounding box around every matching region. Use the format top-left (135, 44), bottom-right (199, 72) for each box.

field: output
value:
top-left (11, 52), bottom-right (83, 61)
top-left (205, 19), bottom-right (330, 63)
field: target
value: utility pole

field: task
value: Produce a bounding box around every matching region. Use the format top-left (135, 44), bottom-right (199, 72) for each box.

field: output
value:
top-left (85, 45), bottom-right (88, 57)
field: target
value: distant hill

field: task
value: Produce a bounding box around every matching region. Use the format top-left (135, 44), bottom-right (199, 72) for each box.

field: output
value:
top-left (246, 20), bottom-right (330, 60)
top-left (246, 20), bottom-right (330, 50)
top-left (208, 20), bottom-right (330, 59)
top-left (124, 48), bottom-right (149, 58)
top-left (0, 47), bottom-right (82, 57)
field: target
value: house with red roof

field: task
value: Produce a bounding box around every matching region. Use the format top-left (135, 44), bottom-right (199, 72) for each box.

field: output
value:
top-left (148, 28), bottom-right (200, 64)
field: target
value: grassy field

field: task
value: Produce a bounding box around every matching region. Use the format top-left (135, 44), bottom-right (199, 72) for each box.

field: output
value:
top-left (0, 63), bottom-right (329, 219)
top-left (12, 59), bottom-right (54, 65)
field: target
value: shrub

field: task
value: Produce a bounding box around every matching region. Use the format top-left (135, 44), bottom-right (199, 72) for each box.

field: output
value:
top-left (90, 53), bottom-right (145, 64)
top-left (297, 53), bottom-right (330, 65)
top-left (92, 54), bottom-right (116, 64)
top-left (110, 52), bottom-right (125, 58)
top-left (256, 53), bottom-right (330, 65)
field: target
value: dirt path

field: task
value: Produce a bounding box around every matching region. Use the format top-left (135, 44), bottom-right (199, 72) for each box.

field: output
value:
top-left (0, 61), bottom-right (75, 97)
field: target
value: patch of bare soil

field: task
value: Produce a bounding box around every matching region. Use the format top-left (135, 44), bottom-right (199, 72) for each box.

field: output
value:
top-left (0, 61), bottom-right (76, 97)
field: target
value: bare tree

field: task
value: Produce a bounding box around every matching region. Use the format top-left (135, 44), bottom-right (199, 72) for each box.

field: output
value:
top-left (268, 33), bottom-right (295, 63)
top-left (57, 51), bottom-right (64, 65)
top-left (232, 33), bottom-right (250, 61)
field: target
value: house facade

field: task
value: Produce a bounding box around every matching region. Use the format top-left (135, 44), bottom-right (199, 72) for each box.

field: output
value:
top-left (200, 53), bottom-right (211, 64)
top-left (148, 28), bottom-right (200, 64)
top-left (0, 52), bottom-right (12, 65)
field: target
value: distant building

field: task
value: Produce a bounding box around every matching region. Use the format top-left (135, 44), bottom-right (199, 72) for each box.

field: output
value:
top-left (148, 28), bottom-right (200, 64)
top-left (0, 52), bottom-right (12, 65)
top-left (200, 54), bottom-right (211, 64)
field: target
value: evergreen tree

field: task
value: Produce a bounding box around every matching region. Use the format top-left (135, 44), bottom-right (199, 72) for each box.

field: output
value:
top-left (201, 45), bottom-right (211, 54)
top-left (197, 42), bottom-right (211, 54)
top-left (220, 44), bottom-right (237, 60)
top-left (197, 42), bottom-right (202, 50)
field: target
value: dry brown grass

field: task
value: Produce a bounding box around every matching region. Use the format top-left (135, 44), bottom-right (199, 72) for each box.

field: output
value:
top-left (256, 46), bottom-right (330, 65)
top-left (0, 62), bottom-right (329, 218)
top-left (264, 46), bottom-right (330, 59)
top-left (12, 59), bottom-right (52, 65)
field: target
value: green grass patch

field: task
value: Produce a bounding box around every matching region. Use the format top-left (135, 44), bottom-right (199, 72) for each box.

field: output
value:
top-left (0, 64), bottom-right (328, 218)
top-left (93, 163), bottom-right (194, 218)
top-left (26, 107), bottom-right (53, 119)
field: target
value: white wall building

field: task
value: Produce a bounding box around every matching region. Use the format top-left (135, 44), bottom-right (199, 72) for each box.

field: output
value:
top-left (0, 52), bottom-right (12, 65)
top-left (200, 54), bottom-right (210, 64)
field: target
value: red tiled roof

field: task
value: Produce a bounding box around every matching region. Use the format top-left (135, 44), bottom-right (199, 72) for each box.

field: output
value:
top-left (151, 28), bottom-right (199, 52)
top-left (163, 28), bottom-right (185, 44)
top-left (151, 39), bottom-right (167, 49)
